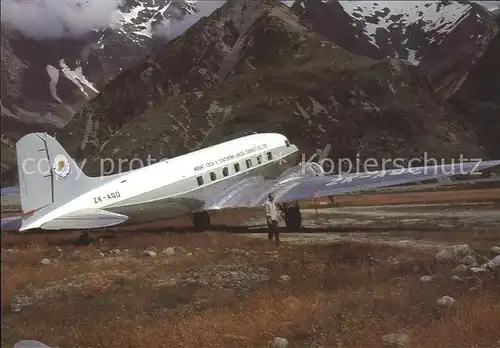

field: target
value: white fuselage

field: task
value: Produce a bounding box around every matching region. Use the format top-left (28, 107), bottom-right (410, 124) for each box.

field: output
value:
top-left (23, 133), bottom-right (299, 230)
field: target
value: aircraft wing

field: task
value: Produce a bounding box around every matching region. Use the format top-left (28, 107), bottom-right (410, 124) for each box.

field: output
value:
top-left (40, 209), bottom-right (129, 230)
top-left (271, 160), bottom-right (500, 204)
top-left (203, 160), bottom-right (500, 209)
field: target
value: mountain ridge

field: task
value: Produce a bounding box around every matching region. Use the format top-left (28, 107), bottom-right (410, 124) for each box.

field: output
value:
top-left (54, 0), bottom-right (486, 177)
top-left (1, 0), bottom-right (499, 185)
top-left (291, 0), bottom-right (499, 98)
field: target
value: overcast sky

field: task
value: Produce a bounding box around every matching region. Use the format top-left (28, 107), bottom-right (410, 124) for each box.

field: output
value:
top-left (0, 0), bottom-right (126, 39)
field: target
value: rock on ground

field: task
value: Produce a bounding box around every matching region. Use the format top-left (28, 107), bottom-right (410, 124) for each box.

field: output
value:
top-left (381, 333), bottom-right (410, 348)
top-left (452, 264), bottom-right (469, 273)
top-left (40, 258), bottom-right (51, 265)
top-left (461, 255), bottom-right (477, 266)
top-left (160, 247), bottom-right (176, 256)
top-left (471, 266), bottom-right (487, 273)
top-left (435, 244), bottom-right (474, 264)
top-left (486, 255), bottom-right (500, 270)
top-left (142, 250), bottom-right (157, 257)
top-left (271, 337), bottom-right (289, 348)
top-left (437, 295), bottom-right (456, 308)
top-left (279, 274), bottom-right (291, 282)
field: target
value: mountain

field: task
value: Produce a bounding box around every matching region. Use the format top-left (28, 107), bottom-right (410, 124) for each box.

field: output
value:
top-left (290, 0), bottom-right (498, 98)
top-left (54, 0), bottom-right (486, 177)
top-left (449, 10), bottom-right (500, 157)
top-left (1, 0), bottom-right (498, 185)
top-left (0, 0), bottom-right (220, 129)
top-left (0, 0), bottom-right (220, 178)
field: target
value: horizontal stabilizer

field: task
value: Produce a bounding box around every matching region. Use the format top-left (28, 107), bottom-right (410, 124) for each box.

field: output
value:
top-left (273, 160), bottom-right (500, 204)
top-left (1, 215), bottom-right (23, 231)
top-left (1, 186), bottom-right (20, 196)
top-left (40, 209), bottom-right (129, 230)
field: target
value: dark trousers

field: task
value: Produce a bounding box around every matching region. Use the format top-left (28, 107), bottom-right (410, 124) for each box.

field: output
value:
top-left (267, 219), bottom-right (280, 245)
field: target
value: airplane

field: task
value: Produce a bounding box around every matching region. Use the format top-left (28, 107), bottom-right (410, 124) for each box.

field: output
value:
top-left (1, 132), bottom-right (499, 243)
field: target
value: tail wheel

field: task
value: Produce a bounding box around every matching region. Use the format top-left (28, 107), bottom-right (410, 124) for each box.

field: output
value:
top-left (284, 205), bottom-right (302, 230)
top-left (192, 211), bottom-right (211, 232)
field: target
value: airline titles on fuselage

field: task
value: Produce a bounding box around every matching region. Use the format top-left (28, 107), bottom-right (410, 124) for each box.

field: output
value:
top-left (193, 143), bottom-right (269, 172)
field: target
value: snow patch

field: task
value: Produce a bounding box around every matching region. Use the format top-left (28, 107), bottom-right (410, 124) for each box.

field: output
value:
top-left (339, 1), bottom-right (473, 49)
top-left (406, 49), bottom-right (420, 66)
top-left (119, 4), bottom-right (146, 24)
top-left (135, 15), bottom-right (157, 38)
top-left (46, 65), bottom-right (62, 103)
top-left (59, 59), bottom-right (99, 97)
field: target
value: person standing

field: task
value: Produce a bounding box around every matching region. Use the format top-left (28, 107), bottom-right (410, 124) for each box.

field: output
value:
top-left (264, 193), bottom-right (280, 246)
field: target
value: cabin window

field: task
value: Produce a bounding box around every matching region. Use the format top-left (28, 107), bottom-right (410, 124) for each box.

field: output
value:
top-left (222, 167), bottom-right (229, 177)
top-left (245, 159), bottom-right (252, 169)
top-left (267, 151), bottom-right (272, 160)
top-left (256, 155), bottom-right (262, 164)
top-left (234, 163), bottom-right (240, 172)
top-left (285, 140), bottom-right (290, 147)
top-left (210, 172), bottom-right (217, 181)
top-left (197, 176), bottom-right (204, 186)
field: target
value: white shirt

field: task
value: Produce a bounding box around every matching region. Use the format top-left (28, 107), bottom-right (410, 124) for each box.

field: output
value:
top-left (264, 200), bottom-right (279, 221)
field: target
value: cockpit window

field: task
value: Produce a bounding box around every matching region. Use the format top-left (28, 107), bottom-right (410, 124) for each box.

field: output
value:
top-left (285, 140), bottom-right (290, 147)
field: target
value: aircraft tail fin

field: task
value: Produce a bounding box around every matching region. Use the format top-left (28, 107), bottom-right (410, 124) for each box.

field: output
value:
top-left (16, 133), bottom-right (96, 215)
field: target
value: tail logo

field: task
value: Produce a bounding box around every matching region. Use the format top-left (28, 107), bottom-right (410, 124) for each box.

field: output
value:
top-left (52, 154), bottom-right (71, 179)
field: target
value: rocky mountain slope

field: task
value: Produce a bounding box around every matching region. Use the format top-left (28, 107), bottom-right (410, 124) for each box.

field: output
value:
top-left (55, 0), bottom-right (486, 176)
top-left (1, 0), bottom-right (499, 184)
top-left (0, 0), bottom-right (217, 178)
top-left (290, 0), bottom-right (498, 98)
top-left (449, 11), bottom-right (500, 158)
top-left (1, 0), bottom-right (206, 126)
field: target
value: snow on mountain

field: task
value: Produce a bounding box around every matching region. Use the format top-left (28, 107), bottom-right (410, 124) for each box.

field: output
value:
top-left (291, 0), bottom-right (499, 97)
top-left (116, 0), bottom-right (199, 39)
top-left (1, 0), bottom-right (496, 127)
top-left (339, 1), bottom-right (473, 49)
top-left (113, 0), bottom-right (225, 40)
top-left (0, 0), bottom-right (224, 177)
top-left (1, 0), bottom-right (499, 178)
top-left (1, 0), bottom-right (223, 126)
top-left (59, 59), bottom-right (99, 97)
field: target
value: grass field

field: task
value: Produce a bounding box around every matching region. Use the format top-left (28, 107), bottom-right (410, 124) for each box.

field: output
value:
top-left (1, 188), bottom-right (500, 347)
top-left (2, 231), bottom-right (500, 348)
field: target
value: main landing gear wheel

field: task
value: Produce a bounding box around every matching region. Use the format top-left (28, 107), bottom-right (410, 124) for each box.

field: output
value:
top-left (191, 211), bottom-right (211, 232)
top-left (280, 203), bottom-right (302, 231)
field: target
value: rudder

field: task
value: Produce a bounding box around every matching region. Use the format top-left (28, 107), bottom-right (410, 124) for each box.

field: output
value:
top-left (16, 133), bottom-right (94, 214)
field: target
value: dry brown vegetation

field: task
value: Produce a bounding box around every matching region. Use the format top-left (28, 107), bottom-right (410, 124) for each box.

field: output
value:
top-left (2, 228), bottom-right (500, 348)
